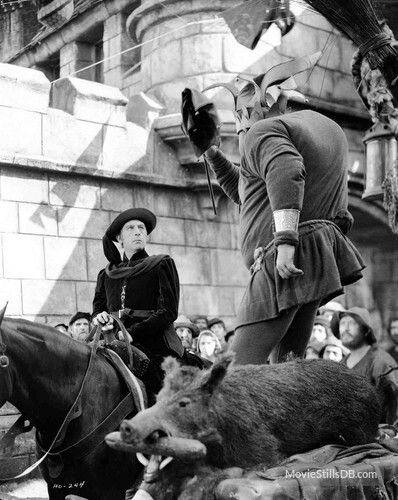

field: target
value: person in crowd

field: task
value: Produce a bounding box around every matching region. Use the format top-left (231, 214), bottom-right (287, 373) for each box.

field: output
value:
top-left (68, 312), bottom-right (91, 342)
top-left (310, 315), bottom-right (332, 343)
top-left (318, 300), bottom-right (345, 322)
top-left (92, 208), bottom-right (184, 395)
top-left (319, 336), bottom-right (349, 363)
top-left (54, 323), bottom-right (68, 334)
top-left (387, 317), bottom-right (398, 363)
top-left (191, 315), bottom-right (209, 332)
top-left (304, 340), bottom-right (325, 360)
top-left (173, 315), bottom-right (211, 369)
top-left (208, 317), bottom-right (228, 351)
top-left (197, 330), bottom-right (222, 364)
top-left (174, 315), bottom-right (199, 351)
top-left (333, 307), bottom-right (398, 424)
top-left (199, 57), bottom-right (364, 365)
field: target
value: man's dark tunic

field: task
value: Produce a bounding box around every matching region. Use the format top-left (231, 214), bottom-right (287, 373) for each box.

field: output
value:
top-left (93, 249), bottom-right (180, 358)
top-left (208, 110), bottom-right (365, 326)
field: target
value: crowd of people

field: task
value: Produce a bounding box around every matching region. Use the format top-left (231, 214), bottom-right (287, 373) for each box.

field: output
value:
top-left (54, 312), bottom-right (234, 365)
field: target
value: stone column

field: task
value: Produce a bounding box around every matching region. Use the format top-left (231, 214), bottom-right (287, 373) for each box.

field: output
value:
top-left (59, 41), bottom-right (96, 81)
top-left (103, 11), bottom-right (138, 88)
top-left (127, 0), bottom-right (244, 112)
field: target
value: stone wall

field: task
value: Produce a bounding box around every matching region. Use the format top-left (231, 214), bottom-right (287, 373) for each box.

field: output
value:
top-left (0, 62), bottom-right (246, 329)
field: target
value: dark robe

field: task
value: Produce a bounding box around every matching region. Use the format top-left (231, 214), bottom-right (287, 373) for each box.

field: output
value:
top-left (92, 249), bottom-right (181, 359)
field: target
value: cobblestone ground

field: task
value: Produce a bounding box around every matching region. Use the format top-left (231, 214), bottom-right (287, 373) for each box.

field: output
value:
top-left (0, 479), bottom-right (48, 499)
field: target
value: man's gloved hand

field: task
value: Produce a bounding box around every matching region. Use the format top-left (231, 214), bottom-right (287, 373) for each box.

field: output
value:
top-left (181, 88), bottom-right (220, 158)
top-left (93, 311), bottom-right (114, 332)
top-left (276, 244), bottom-right (303, 280)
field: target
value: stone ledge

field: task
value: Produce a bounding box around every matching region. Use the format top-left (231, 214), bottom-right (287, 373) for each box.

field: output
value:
top-left (0, 63), bottom-right (50, 113)
top-left (51, 77), bottom-right (129, 126)
top-left (0, 150), bottom-right (207, 189)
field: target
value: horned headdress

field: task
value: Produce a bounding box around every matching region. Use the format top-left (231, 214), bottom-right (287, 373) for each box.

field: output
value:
top-left (203, 52), bottom-right (321, 134)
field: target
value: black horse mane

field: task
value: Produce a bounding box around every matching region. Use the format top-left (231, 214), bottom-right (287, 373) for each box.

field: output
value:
top-left (2, 316), bottom-right (90, 352)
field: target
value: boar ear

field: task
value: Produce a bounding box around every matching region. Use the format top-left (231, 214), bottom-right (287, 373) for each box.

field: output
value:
top-left (161, 356), bottom-right (181, 375)
top-left (201, 353), bottom-right (234, 394)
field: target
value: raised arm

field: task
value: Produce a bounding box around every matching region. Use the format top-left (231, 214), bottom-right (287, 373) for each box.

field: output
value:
top-left (205, 146), bottom-right (240, 205)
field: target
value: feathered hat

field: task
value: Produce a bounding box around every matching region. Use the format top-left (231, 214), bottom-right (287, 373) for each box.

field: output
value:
top-left (203, 52), bottom-right (321, 133)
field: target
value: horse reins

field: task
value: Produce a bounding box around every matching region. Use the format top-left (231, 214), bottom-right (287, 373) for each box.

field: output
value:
top-left (0, 323), bottom-right (104, 481)
top-left (0, 319), bottom-right (147, 482)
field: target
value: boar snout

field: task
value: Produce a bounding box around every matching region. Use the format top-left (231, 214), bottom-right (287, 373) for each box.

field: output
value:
top-left (120, 409), bottom-right (168, 445)
top-left (120, 419), bottom-right (142, 444)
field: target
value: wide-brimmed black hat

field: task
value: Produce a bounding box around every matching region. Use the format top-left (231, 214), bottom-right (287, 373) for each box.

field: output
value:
top-left (107, 208), bottom-right (157, 242)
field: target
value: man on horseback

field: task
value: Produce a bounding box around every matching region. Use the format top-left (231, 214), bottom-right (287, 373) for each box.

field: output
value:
top-left (92, 208), bottom-right (184, 395)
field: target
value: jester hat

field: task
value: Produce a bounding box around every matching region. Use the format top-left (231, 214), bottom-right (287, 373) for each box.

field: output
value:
top-left (203, 52), bottom-right (321, 133)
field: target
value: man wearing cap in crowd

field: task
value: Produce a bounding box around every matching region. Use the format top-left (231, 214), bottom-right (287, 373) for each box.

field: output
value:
top-left (69, 312), bottom-right (91, 342)
top-left (208, 317), bottom-right (228, 351)
top-left (174, 315), bottom-right (212, 368)
top-left (318, 300), bottom-right (345, 323)
top-left (334, 306), bottom-right (398, 424)
top-left (92, 208), bottom-right (183, 394)
top-left (174, 314), bottom-right (199, 351)
top-left (310, 315), bottom-right (332, 343)
top-left (191, 315), bottom-right (209, 333)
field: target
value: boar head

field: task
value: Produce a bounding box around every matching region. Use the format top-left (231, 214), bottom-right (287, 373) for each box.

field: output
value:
top-left (120, 354), bottom-right (234, 454)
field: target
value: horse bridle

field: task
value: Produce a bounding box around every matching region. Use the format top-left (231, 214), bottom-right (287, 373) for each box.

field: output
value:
top-left (0, 321), bottom-right (147, 483)
top-left (0, 323), bottom-right (9, 368)
top-left (0, 323), bottom-right (104, 482)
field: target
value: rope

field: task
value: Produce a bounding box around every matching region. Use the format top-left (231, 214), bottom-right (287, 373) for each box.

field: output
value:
top-left (359, 33), bottom-right (393, 58)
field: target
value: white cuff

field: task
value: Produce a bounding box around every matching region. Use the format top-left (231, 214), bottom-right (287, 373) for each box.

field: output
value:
top-left (273, 209), bottom-right (300, 232)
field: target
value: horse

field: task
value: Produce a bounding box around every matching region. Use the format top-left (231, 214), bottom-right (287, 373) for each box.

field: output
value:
top-left (0, 308), bottom-right (143, 500)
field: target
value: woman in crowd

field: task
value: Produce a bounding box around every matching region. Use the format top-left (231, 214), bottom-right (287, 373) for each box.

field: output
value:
top-left (197, 330), bottom-right (222, 364)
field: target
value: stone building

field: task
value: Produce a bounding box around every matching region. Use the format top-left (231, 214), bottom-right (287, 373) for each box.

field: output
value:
top-left (0, 0), bottom-right (397, 336)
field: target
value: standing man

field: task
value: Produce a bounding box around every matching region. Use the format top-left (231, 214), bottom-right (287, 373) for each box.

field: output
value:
top-left (193, 57), bottom-right (365, 364)
top-left (334, 307), bottom-right (398, 425)
top-left (68, 312), bottom-right (91, 342)
top-left (92, 208), bottom-right (183, 394)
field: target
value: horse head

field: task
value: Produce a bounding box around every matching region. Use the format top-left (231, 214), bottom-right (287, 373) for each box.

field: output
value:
top-left (0, 312), bottom-right (142, 499)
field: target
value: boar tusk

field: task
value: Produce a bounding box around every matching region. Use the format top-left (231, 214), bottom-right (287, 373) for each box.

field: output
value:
top-left (106, 431), bottom-right (207, 460)
top-left (160, 456), bottom-right (174, 469)
top-left (136, 452), bottom-right (149, 466)
top-left (132, 489), bottom-right (154, 500)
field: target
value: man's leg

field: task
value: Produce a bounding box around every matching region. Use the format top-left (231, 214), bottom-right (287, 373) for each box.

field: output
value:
top-left (231, 306), bottom-right (300, 365)
top-left (269, 300), bottom-right (320, 363)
